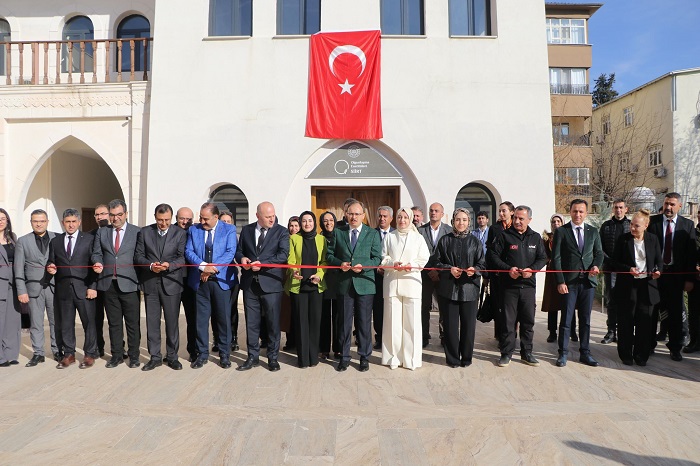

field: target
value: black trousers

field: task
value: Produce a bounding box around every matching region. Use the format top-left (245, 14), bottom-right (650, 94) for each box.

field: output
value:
top-left (688, 284), bottom-right (700, 346)
top-left (617, 279), bottom-right (653, 362)
top-left (104, 281), bottom-right (141, 360)
top-left (499, 287), bottom-right (536, 356)
top-left (490, 278), bottom-right (504, 338)
top-left (243, 281), bottom-right (282, 360)
top-left (439, 297), bottom-right (478, 366)
top-left (603, 272), bottom-right (619, 331)
top-left (57, 287), bottom-right (97, 357)
top-left (94, 290), bottom-right (106, 352)
top-left (195, 280), bottom-right (231, 358)
top-left (652, 274), bottom-right (687, 352)
top-left (144, 286), bottom-right (181, 361)
top-left (372, 273), bottom-right (385, 343)
top-left (180, 284), bottom-right (197, 358)
top-left (340, 286), bottom-right (373, 362)
top-left (548, 309), bottom-right (577, 334)
top-left (291, 291), bottom-right (322, 367)
top-left (231, 283), bottom-right (240, 342)
top-left (319, 294), bottom-right (341, 354)
top-left (420, 273), bottom-right (439, 340)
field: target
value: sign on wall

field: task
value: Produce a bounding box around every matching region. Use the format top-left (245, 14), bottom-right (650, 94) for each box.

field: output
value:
top-left (306, 142), bottom-right (401, 179)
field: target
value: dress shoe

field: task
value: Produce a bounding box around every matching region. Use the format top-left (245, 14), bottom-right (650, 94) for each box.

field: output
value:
top-left (231, 342), bottom-right (240, 352)
top-left (546, 331), bottom-right (557, 343)
top-left (98, 348), bottom-right (105, 357)
top-left (220, 356), bottom-right (232, 369)
top-left (683, 342), bottom-right (698, 353)
top-left (336, 360), bottom-right (349, 372)
top-left (422, 340), bottom-right (429, 349)
top-left (0, 361), bottom-right (10, 367)
top-left (601, 330), bottom-right (616, 344)
top-left (189, 354), bottom-right (198, 363)
top-left (656, 332), bottom-right (667, 342)
top-left (320, 352), bottom-right (329, 360)
top-left (128, 358), bottom-right (141, 368)
top-left (191, 357), bottom-right (209, 369)
top-left (621, 359), bottom-right (633, 366)
top-left (521, 353), bottom-right (540, 367)
top-left (122, 353), bottom-right (129, 359)
top-left (236, 356), bottom-right (259, 371)
top-left (167, 359), bottom-right (183, 370)
top-left (670, 350), bottom-right (683, 362)
top-left (105, 356), bottom-right (123, 368)
top-left (498, 355), bottom-right (511, 367)
top-left (26, 354), bottom-right (45, 367)
top-left (579, 353), bottom-right (599, 367)
top-left (359, 358), bottom-right (369, 372)
top-left (556, 354), bottom-right (567, 367)
top-left (333, 352), bottom-right (342, 360)
top-left (9, 360), bottom-right (18, 365)
top-left (461, 360), bottom-right (472, 367)
top-left (448, 363), bottom-right (460, 368)
top-left (79, 356), bottom-right (95, 369)
top-left (142, 359), bottom-right (162, 371)
top-left (53, 352), bottom-right (62, 362)
top-left (211, 344), bottom-right (220, 353)
top-left (373, 341), bottom-right (382, 350)
top-left (570, 333), bottom-right (579, 342)
top-left (57, 354), bottom-right (76, 369)
top-left (633, 357), bottom-right (647, 367)
top-left (268, 359), bottom-right (280, 372)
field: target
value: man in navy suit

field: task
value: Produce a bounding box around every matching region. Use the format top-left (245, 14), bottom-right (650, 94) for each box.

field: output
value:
top-left (235, 202), bottom-right (290, 372)
top-left (185, 202), bottom-right (237, 369)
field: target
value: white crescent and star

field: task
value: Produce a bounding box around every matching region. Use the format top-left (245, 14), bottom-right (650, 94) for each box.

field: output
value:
top-left (328, 45), bottom-right (366, 95)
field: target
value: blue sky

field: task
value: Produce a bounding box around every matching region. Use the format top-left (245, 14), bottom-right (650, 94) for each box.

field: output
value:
top-left (588, 0), bottom-right (700, 96)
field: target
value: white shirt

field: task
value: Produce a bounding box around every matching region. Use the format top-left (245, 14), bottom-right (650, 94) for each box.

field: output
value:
top-left (572, 222), bottom-right (585, 249)
top-left (633, 238), bottom-right (647, 279)
top-left (63, 232), bottom-right (77, 254)
top-left (430, 223), bottom-right (441, 245)
top-left (378, 228), bottom-right (391, 242)
top-left (112, 222), bottom-right (128, 250)
top-left (198, 221), bottom-right (218, 270)
top-left (349, 223), bottom-right (363, 242)
top-left (662, 215), bottom-right (677, 265)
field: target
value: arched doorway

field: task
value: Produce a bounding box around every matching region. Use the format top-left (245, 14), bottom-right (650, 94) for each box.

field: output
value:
top-left (208, 184), bottom-right (249, 231)
top-left (23, 137), bottom-right (123, 234)
top-left (455, 182), bottom-right (496, 227)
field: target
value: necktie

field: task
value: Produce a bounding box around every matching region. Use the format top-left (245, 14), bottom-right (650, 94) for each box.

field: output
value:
top-left (576, 226), bottom-right (584, 254)
top-left (205, 230), bottom-right (213, 263)
top-left (257, 228), bottom-right (266, 253)
top-left (351, 229), bottom-right (358, 251)
top-left (114, 228), bottom-right (121, 254)
top-left (66, 235), bottom-right (73, 258)
top-left (663, 220), bottom-right (673, 265)
top-left (382, 231), bottom-right (387, 241)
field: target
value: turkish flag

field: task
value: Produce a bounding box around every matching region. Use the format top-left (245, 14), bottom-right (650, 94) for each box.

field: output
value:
top-left (305, 30), bottom-right (382, 140)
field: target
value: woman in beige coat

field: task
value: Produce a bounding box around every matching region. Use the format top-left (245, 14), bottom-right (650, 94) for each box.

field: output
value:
top-left (381, 207), bottom-right (430, 370)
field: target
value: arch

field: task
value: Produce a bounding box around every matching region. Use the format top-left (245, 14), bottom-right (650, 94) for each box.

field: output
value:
top-left (0, 18), bottom-right (10, 76)
top-left (62, 15), bottom-right (94, 73)
top-left (455, 182), bottom-right (497, 227)
top-left (116, 14), bottom-right (151, 72)
top-left (208, 183), bottom-right (250, 231)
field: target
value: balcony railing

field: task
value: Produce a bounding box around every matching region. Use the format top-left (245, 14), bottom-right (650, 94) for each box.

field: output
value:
top-left (553, 133), bottom-right (591, 146)
top-left (550, 83), bottom-right (590, 95)
top-left (1, 38), bottom-right (153, 85)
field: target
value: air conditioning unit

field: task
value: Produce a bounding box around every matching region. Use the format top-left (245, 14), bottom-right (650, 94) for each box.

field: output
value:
top-left (629, 164), bottom-right (639, 173)
top-left (654, 167), bottom-right (668, 178)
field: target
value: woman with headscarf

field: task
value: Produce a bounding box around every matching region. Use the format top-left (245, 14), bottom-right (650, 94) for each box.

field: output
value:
top-left (318, 211), bottom-right (341, 360)
top-left (285, 211), bottom-right (327, 368)
top-left (380, 207), bottom-right (430, 370)
top-left (282, 216), bottom-right (302, 352)
top-left (432, 208), bottom-right (485, 368)
top-left (0, 208), bottom-right (21, 367)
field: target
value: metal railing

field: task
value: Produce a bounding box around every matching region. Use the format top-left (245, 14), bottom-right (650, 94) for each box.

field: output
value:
top-left (553, 133), bottom-right (591, 146)
top-left (550, 83), bottom-right (589, 95)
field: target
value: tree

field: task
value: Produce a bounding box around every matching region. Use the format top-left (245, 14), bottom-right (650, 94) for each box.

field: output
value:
top-left (592, 73), bottom-right (619, 107)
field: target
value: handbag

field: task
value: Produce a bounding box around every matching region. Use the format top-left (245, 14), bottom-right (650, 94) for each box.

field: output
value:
top-left (477, 282), bottom-right (493, 323)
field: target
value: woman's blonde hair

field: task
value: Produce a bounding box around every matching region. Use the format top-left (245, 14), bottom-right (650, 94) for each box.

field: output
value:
top-left (632, 208), bottom-right (651, 224)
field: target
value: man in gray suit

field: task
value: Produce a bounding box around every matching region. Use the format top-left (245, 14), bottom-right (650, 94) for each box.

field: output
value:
top-left (92, 199), bottom-right (141, 369)
top-left (418, 202), bottom-right (451, 348)
top-left (15, 209), bottom-right (59, 366)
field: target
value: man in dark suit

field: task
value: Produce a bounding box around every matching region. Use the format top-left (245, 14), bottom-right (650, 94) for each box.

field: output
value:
top-left (417, 202), bottom-right (451, 348)
top-left (92, 199), bottom-right (141, 369)
top-left (15, 209), bottom-right (59, 365)
top-left (175, 206), bottom-right (198, 362)
top-left (372, 206), bottom-right (394, 350)
top-left (648, 192), bottom-right (696, 361)
top-left (552, 199), bottom-right (603, 367)
top-left (46, 209), bottom-right (98, 369)
top-left (235, 202), bottom-right (289, 372)
top-left (185, 202), bottom-right (238, 369)
top-left (327, 200), bottom-right (382, 372)
top-left (91, 204), bottom-right (110, 357)
top-left (135, 203), bottom-right (187, 371)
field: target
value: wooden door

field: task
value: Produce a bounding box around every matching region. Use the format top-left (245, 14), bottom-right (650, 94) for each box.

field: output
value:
top-left (312, 186), bottom-right (400, 228)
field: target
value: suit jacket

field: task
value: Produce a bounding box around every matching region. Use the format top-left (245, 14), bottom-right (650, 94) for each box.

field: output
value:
top-left (14, 231), bottom-right (55, 297)
top-left (552, 222), bottom-right (604, 287)
top-left (417, 222), bottom-right (451, 256)
top-left (0, 243), bottom-right (14, 301)
top-left (648, 214), bottom-right (697, 281)
top-left (91, 223), bottom-right (140, 292)
top-left (48, 231), bottom-right (97, 297)
top-left (380, 229), bottom-right (430, 299)
top-left (186, 221), bottom-right (238, 291)
top-left (326, 224), bottom-right (382, 295)
top-left (285, 233), bottom-right (327, 294)
top-left (135, 224), bottom-right (187, 296)
top-left (235, 222), bottom-right (289, 293)
top-left (611, 231), bottom-right (662, 305)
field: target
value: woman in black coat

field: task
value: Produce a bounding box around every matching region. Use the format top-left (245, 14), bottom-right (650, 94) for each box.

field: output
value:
top-left (432, 208), bottom-right (485, 367)
top-left (611, 209), bottom-right (662, 366)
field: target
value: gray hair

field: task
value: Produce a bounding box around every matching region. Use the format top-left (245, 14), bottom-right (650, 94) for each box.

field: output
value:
top-left (515, 205), bottom-right (532, 219)
top-left (377, 205), bottom-right (393, 217)
top-left (62, 208), bottom-right (81, 220)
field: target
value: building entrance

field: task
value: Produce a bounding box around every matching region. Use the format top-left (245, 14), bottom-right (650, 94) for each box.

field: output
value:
top-left (312, 186), bottom-right (400, 227)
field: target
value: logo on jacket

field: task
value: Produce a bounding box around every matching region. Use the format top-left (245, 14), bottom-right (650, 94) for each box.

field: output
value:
top-left (510, 245), bottom-right (518, 250)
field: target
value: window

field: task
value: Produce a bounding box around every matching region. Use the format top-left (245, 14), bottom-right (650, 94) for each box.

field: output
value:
top-left (0, 19), bottom-right (10, 76)
top-left (648, 144), bottom-right (662, 167)
top-left (555, 168), bottom-right (590, 195)
top-left (549, 68), bottom-right (588, 94)
top-left (277, 0), bottom-right (321, 35)
top-left (117, 15), bottom-right (150, 72)
top-left (209, 184), bottom-right (249, 231)
top-left (62, 16), bottom-right (94, 73)
top-left (455, 183), bottom-right (496, 228)
top-left (449, 0), bottom-right (491, 36)
top-left (381, 0), bottom-right (424, 35)
top-left (552, 123), bottom-right (570, 145)
top-left (602, 114), bottom-right (611, 135)
top-left (209, 0), bottom-right (252, 36)
top-left (619, 153), bottom-right (630, 172)
top-left (546, 18), bottom-right (586, 44)
top-left (623, 106), bottom-right (634, 127)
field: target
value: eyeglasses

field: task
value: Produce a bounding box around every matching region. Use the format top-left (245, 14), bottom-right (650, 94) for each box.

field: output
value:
top-left (109, 212), bottom-right (126, 218)
top-left (346, 212), bottom-right (363, 217)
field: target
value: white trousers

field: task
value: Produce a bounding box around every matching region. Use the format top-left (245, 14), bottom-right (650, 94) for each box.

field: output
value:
top-left (381, 296), bottom-right (422, 370)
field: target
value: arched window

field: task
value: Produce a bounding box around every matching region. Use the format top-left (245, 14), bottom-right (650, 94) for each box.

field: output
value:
top-left (455, 183), bottom-right (496, 228)
top-left (62, 16), bottom-right (94, 73)
top-left (209, 0), bottom-right (253, 36)
top-left (209, 184), bottom-right (249, 231)
top-left (116, 15), bottom-right (151, 72)
top-left (0, 19), bottom-right (11, 76)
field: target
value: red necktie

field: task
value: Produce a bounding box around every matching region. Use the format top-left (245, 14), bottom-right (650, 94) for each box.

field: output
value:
top-left (114, 228), bottom-right (121, 254)
top-left (663, 220), bottom-right (673, 265)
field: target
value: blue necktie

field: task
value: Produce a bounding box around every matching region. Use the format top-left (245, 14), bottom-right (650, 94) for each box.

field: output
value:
top-left (205, 230), bottom-right (213, 263)
top-left (351, 229), bottom-right (358, 251)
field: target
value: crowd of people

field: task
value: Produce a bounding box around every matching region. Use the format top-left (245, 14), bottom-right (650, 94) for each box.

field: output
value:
top-left (0, 192), bottom-right (698, 373)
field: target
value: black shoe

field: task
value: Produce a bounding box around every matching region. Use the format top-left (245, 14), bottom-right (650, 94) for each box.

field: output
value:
top-left (546, 331), bottom-right (557, 343)
top-left (231, 342), bottom-right (240, 351)
top-left (422, 340), bottom-right (429, 349)
top-left (359, 358), bottom-right (369, 372)
top-left (0, 361), bottom-right (10, 367)
top-left (333, 352), bottom-right (342, 360)
top-left (621, 359), bottom-right (633, 366)
top-left (336, 360), bottom-right (349, 372)
top-left (25, 355), bottom-right (45, 367)
top-left (521, 353), bottom-right (540, 367)
top-left (167, 359), bottom-right (183, 370)
top-left (98, 348), bottom-right (105, 357)
top-left (571, 334), bottom-right (579, 342)
top-left (373, 341), bottom-right (382, 350)
top-left (497, 355), bottom-right (511, 367)
top-left (460, 360), bottom-right (472, 367)
top-left (670, 350), bottom-right (683, 362)
top-left (268, 359), bottom-right (280, 372)
top-left (656, 332), bottom-right (667, 342)
top-left (633, 357), bottom-right (647, 366)
top-left (53, 352), bottom-right (62, 362)
top-left (220, 357), bottom-right (232, 369)
top-left (122, 353), bottom-right (129, 359)
top-left (212, 344), bottom-right (220, 353)
top-left (142, 359), bottom-right (162, 371)
top-left (683, 342), bottom-right (699, 353)
top-left (128, 358), bottom-right (140, 369)
top-left (447, 363), bottom-right (460, 368)
top-left (601, 330), bottom-right (615, 344)
top-left (282, 344), bottom-right (296, 351)
top-left (188, 354), bottom-right (198, 363)
top-left (556, 354), bottom-right (567, 367)
top-left (579, 353), bottom-right (599, 367)
top-left (191, 356), bottom-right (209, 369)
top-left (105, 356), bottom-right (123, 368)
top-left (9, 360), bottom-right (18, 365)
top-left (237, 356), bottom-right (259, 371)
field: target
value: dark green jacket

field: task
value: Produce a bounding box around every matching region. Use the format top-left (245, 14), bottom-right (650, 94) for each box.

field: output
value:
top-left (326, 224), bottom-right (382, 295)
top-left (552, 222), bottom-right (604, 287)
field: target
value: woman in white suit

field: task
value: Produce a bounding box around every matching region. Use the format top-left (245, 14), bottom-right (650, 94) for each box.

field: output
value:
top-left (381, 207), bottom-right (430, 370)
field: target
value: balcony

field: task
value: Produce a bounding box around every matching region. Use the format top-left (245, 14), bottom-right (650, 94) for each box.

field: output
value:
top-left (553, 132), bottom-right (591, 147)
top-left (549, 83), bottom-right (589, 95)
top-left (1, 38), bottom-right (152, 86)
